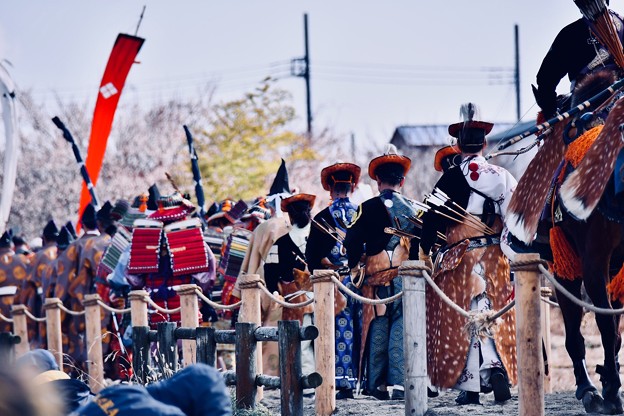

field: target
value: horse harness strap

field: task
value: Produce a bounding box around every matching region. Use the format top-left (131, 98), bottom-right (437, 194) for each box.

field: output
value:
top-left (439, 234), bottom-right (501, 256)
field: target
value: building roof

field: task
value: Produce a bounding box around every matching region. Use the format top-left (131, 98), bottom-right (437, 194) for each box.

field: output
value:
top-left (391, 121), bottom-right (536, 148)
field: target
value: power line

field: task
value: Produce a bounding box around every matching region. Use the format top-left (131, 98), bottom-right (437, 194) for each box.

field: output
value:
top-left (314, 60), bottom-right (514, 73)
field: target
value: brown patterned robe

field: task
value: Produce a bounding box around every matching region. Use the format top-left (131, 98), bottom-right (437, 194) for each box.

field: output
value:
top-left (0, 248), bottom-right (29, 333)
top-left (426, 220), bottom-right (517, 389)
top-left (20, 244), bottom-right (57, 346)
top-left (54, 232), bottom-right (110, 370)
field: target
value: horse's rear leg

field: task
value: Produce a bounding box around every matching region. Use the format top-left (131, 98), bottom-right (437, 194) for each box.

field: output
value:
top-left (585, 268), bottom-right (623, 414)
top-left (556, 276), bottom-right (603, 412)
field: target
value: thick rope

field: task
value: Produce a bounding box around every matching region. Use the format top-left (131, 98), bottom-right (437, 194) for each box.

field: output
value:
top-left (510, 258), bottom-right (549, 271)
top-left (421, 269), bottom-right (515, 321)
top-left (421, 269), bottom-right (470, 318)
top-left (541, 297), bottom-right (560, 308)
top-left (0, 312), bottom-right (13, 323)
top-left (95, 300), bottom-right (131, 315)
top-left (142, 296), bottom-right (181, 315)
top-left (57, 303), bottom-right (86, 316)
top-left (328, 274), bottom-right (404, 305)
top-left (23, 309), bottom-right (47, 322)
top-left (257, 282), bottom-right (314, 309)
top-left (489, 299), bottom-right (516, 321)
top-left (538, 264), bottom-right (624, 315)
top-left (194, 288), bottom-right (242, 311)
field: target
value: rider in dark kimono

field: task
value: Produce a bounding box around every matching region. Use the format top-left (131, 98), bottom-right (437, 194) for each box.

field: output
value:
top-left (533, 3), bottom-right (624, 119)
top-left (344, 146), bottom-right (418, 401)
top-left (306, 162), bottom-right (361, 400)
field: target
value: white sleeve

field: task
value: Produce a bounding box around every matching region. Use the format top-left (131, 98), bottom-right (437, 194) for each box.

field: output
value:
top-left (498, 170), bottom-right (518, 220)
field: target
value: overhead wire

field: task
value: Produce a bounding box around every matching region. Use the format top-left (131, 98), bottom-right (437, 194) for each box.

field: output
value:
top-left (24, 59), bottom-right (516, 106)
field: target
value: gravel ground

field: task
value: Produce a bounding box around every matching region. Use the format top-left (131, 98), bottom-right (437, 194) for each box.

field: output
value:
top-left (249, 306), bottom-right (624, 415)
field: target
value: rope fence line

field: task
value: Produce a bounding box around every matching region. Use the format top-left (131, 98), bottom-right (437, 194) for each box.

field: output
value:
top-left (0, 312), bottom-right (13, 323)
top-left (95, 300), bottom-right (131, 315)
top-left (538, 264), bottom-right (624, 316)
top-left (141, 296), bottom-right (181, 315)
top-left (257, 282), bottom-right (314, 308)
top-left (23, 309), bottom-right (47, 322)
top-left (57, 302), bottom-right (86, 316)
top-left (421, 268), bottom-right (516, 321)
top-left (489, 299), bottom-right (516, 321)
top-left (541, 297), bottom-right (560, 308)
top-left (194, 288), bottom-right (242, 311)
top-left (329, 274), bottom-right (403, 305)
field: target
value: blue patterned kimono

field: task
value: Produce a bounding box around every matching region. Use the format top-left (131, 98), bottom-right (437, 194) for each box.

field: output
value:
top-left (307, 197), bottom-right (361, 390)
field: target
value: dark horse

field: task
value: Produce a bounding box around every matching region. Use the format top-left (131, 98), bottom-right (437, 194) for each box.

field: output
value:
top-left (509, 67), bottom-right (624, 414)
top-left (554, 211), bottom-right (623, 414)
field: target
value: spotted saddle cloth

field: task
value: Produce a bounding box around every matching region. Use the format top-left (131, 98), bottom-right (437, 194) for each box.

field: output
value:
top-left (542, 124), bottom-right (624, 224)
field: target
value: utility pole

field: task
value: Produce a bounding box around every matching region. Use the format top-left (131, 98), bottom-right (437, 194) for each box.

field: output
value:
top-left (291, 13), bottom-right (312, 138)
top-left (514, 24), bottom-right (521, 122)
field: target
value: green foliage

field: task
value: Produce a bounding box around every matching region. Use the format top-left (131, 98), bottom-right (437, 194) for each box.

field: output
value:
top-left (196, 79), bottom-right (315, 202)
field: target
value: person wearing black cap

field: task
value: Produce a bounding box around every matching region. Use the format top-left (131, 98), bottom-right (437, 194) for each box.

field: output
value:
top-left (42, 226), bottom-right (74, 302)
top-left (96, 201), bottom-right (116, 237)
top-left (65, 221), bottom-right (78, 240)
top-left (54, 204), bottom-right (112, 373)
top-left (418, 103), bottom-right (516, 405)
top-left (0, 229), bottom-right (29, 334)
top-left (264, 192), bottom-right (317, 392)
top-left (343, 144), bottom-right (418, 401)
top-left (16, 349), bottom-right (94, 413)
top-left (230, 161), bottom-right (293, 376)
top-left (305, 161), bottom-right (362, 399)
top-left (75, 363), bottom-right (231, 416)
top-left (20, 220), bottom-right (59, 348)
top-left (12, 234), bottom-right (33, 259)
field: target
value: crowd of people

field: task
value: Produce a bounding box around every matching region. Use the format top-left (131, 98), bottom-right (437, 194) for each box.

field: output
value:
top-left (0, 100), bottom-right (523, 413)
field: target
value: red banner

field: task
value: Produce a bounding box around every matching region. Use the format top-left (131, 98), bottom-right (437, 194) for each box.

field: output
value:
top-left (78, 34), bottom-right (144, 228)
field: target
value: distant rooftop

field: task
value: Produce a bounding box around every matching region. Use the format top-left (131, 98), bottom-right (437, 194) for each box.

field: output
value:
top-left (390, 121), bottom-right (535, 148)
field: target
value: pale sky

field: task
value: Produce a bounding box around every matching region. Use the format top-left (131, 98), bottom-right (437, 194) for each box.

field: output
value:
top-left (0, 0), bottom-right (581, 148)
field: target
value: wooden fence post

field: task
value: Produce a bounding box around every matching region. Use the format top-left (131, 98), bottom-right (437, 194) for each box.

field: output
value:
top-left (540, 280), bottom-right (552, 393)
top-left (177, 284), bottom-right (199, 367)
top-left (157, 322), bottom-right (177, 374)
top-left (235, 322), bottom-right (258, 410)
top-left (10, 305), bottom-right (29, 358)
top-left (514, 253), bottom-right (544, 416)
top-left (400, 260), bottom-right (428, 416)
top-left (44, 298), bottom-right (63, 370)
top-left (129, 290), bottom-right (149, 328)
top-left (196, 326), bottom-right (216, 366)
top-left (279, 320), bottom-right (303, 416)
top-left (311, 269), bottom-right (335, 416)
top-left (238, 273), bottom-right (263, 401)
top-left (83, 294), bottom-right (104, 393)
top-left (132, 326), bottom-right (150, 384)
